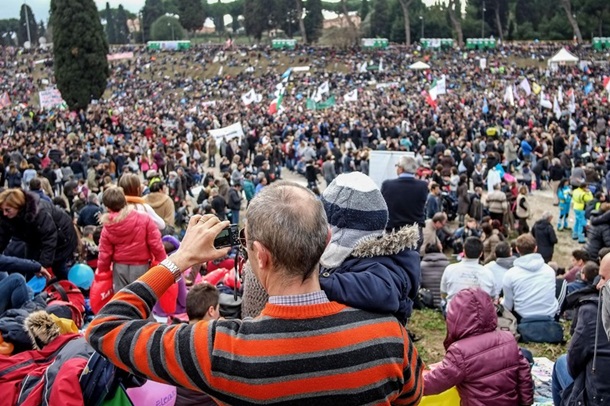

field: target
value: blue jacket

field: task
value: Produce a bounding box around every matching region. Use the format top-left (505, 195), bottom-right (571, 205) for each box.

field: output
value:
top-left (0, 254), bottom-right (42, 277)
top-left (77, 203), bottom-right (102, 227)
top-left (319, 225), bottom-right (420, 325)
top-left (520, 140), bottom-right (533, 157)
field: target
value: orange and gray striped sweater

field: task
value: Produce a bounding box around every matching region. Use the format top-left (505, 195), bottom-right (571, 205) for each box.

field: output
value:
top-left (85, 266), bottom-right (424, 405)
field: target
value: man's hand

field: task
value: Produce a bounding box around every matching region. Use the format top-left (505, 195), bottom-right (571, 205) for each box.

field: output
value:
top-left (37, 267), bottom-right (52, 279)
top-left (170, 214), bottom-right (231, 272)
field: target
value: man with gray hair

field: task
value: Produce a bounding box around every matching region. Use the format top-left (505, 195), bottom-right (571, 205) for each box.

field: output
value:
top-left (381, 155), bottom-right (428, 232)
top-left (77, 193), bottom-right (102, 227)
top-left (87, 181), bottom-right (424, 405)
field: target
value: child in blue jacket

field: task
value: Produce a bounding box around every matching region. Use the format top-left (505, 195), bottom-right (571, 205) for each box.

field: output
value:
top-left (319, 172), bottom-right (420, 325)
top-left (557, 179), bottom-right (572, 231)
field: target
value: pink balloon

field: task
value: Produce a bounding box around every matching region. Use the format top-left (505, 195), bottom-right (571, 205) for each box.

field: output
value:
top-left (127, 380), bottom-right (176, 406)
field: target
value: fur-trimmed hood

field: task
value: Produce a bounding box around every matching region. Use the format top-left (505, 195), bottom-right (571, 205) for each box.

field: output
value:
top-left (17, 191), bottom-right (41, 224)
top-left (351, 224), bottom-right (420, 258)
top-left (24, 311), bottom-right (61, 350)
top-left (99, 205), bottom-right (132, 225)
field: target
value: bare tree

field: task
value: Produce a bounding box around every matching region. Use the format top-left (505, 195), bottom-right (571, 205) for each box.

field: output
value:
top-left (397, 0), bottom-right (413, 45)
top-left (447, 0), bottom-right (463, 47)
top-left (296, 0), bottom-right (307, 43)
top-left (560, 0), bottom-right (582, 42)
top-left (494, 1), bottom-right (504, 41)
top-left (340, 0), bottom-right (359, 45)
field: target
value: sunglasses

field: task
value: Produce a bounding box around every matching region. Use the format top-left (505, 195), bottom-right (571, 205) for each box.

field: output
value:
top-left (238, 227), bottom-right (248, 261)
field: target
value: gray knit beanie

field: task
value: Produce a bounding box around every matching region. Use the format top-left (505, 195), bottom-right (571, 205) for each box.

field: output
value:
top-left (320, 172), bottom-right (388, 269)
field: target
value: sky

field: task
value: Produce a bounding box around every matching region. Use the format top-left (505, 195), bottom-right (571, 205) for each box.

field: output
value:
top-left (1, 0), bottom-right (437, 23)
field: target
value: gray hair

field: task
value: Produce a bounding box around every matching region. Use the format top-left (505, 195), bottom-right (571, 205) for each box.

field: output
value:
top-left (246, 181), bottom-right (328, 280)
top-left (541, 211), bottom-right (553, 221)
top-left (397, 156), bottom-right (418, 174)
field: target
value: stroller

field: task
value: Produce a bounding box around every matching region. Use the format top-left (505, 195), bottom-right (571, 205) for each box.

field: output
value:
top-left (441, 191), bottom-right (458, 222)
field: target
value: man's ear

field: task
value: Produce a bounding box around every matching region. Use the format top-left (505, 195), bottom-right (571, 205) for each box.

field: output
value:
top-left (253, 241), bottom-right (270, 270)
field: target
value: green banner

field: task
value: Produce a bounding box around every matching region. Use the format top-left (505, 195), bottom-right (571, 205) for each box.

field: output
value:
top-left (306, 96), bottom-right (336, 110)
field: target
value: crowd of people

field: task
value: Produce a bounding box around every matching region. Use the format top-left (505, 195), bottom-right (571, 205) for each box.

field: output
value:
top-left (0, 39), bottom-right (609, 404)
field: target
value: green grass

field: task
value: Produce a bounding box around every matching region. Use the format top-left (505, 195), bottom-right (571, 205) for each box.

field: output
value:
top-left (409, 309), bottom-right (568, 365)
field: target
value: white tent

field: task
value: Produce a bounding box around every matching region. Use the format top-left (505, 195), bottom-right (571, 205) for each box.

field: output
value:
top-left (548, 48), bottom-right (579, 66)
top-left (409, 61), bottom-right (431, 70)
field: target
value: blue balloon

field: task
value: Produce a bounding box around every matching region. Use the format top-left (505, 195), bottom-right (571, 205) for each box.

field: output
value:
top-left (68, 263), bottom-right (94, 290)
top-left (27, 276), bottom-right (47, 294)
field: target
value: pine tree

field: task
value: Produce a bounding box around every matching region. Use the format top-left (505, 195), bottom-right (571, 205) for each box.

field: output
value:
top-left (304, 0), bottom-right (323, 43)
top-left (18, 4), bottom-right (38, 46)
top-left (116, 5), bottom-right (130, 44)
top-left (243, 0), bottom-right (267, 41)
top-left (105, 2), bottom-right (118, 44)
top-left (370, 0), bottom-right (390, 38)
top-left (50, 0), bottom-right (109, 111)
top-left (360, 0), bottom-right (370, 20)
top-left (141, 0), bottom-right (165, 42)
top-left (38, 20), bottom-right (46, 39)
top-left (177, 0), bottom-right (205, 34)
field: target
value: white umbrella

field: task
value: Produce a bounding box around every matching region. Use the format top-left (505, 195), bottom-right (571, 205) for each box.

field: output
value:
top-left (409, 61), bottom-right (431, 70)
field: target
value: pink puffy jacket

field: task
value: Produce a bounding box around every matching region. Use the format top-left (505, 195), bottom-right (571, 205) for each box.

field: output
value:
top-left (424, 288), bottom-right (534, 406)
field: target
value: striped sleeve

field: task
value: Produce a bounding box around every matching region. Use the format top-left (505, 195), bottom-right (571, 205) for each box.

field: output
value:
top-left (84, 266), bottom-right (214, 393)
top-left (393, 325), bottom-right (424, 406)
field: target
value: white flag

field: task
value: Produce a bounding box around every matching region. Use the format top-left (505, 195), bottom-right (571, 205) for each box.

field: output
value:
top-left (359, 61), bottom-right (367, 73)
top-left (344, 89), bottom-right (358, 102)
top-left (429, 77), bottom-right (447, 101)
top-left (553, 96), bottom-right (561, 119)
top-left (568, 89), bottom-right (576, 114)
top-left (379, 58), bottom-right (384, 72)
top-left (317, 81), bottom-right (330, 96)
top-left (520, 78), bottom-right (532, 96)
top-left (558, 86), bottom-right (563, 104)
top-left (540, 91), bottom-right (552, 109)
top-left (242, 89), bottom-right (262, 106)
top-left (218, 65), bottom-right (224, 76)
top-left (503, 86), bottom-right (514, 106)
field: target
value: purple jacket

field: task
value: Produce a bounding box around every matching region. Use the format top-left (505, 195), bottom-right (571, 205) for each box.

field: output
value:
top-left (424, 288), bottom-right (534, 406)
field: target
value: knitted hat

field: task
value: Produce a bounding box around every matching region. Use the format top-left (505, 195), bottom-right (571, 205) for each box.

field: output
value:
top-left (320, 172), bottom-right (388, 269)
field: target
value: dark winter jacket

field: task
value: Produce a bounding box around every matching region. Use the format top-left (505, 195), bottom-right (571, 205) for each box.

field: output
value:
top-left (562, 286), bottom-right (610, 406)
top-left (586, 210), bottom-right (610, 261)
top-left (531, 219), bottom-right (558, 263)
top-left (420, 252), bottom-right (450, 308)
top-left (0, 255), bottom-right (42, 277)
top-left (424, 288), bottom-right (534, 406)
top-left (227, 187), bottom-right (243, 211)
top-left (457, 183), bottom-right (470, 216)
top-left (0, 193), bottom-right (77, 268)
top-left (319, 225), bottom-right (420, 325)
top-left (77, 202), bottom-right (102, 227)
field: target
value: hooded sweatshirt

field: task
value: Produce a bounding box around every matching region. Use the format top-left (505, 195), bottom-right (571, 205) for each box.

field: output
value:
top-left (144, 192), bottom-right (175, 227)
top-left (502, 253), bottom-right (558, 318)
top-left (485, 256), bottom-right (516, 297)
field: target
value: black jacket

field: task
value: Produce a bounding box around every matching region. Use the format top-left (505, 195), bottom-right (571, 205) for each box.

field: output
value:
top-left (531, 219), bottom-right (557, 262)
top-left (381, 176), bottom-right (428, 230)
top-left (0, 193), bottom-right (77, 267)
top-left (586, 211), bottom-right (610, 261)
top-left (227, 188), bottom-right (242, 211)
top-left (562, 287), bottom-right (610, 406)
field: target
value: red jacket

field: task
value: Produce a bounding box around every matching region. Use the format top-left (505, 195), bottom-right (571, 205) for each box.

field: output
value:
top-left (423, 288), bottom-right (534, 406)
top-left (98, 207), bottom-right (166, 274)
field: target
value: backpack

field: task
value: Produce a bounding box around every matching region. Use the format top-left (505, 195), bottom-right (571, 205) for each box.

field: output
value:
top-left (45, 281), bottom-right (86, 328)
top-left (496, 304), bottom-right (520, 340)
top-left (80, 352), bottom-right (143, 406)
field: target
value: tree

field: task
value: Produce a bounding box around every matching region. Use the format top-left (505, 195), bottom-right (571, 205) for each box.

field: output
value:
top-left (397, 0), bottom-right (413, 45)
top-left (370, 0), bottom-right (390, 38)
top-left (304, 0), bottom-right (324, 42)
top-left (243, 0), bottom-right (269, 41)
top-left (18, 4), bottom-right (38, 46)
top-left (296, 0), bottom-right (307, 42)
top-left (360, 0), bottom-right (370, 20)
top-left (38, 20), bottom-right (46, 39)
top-left (176, 0), bottom-right (205, 34)
top-left (115, 5), bottom-right (130, 44)
top-left (141, 0), bottom-right (165, 42)
top-left (558, 0), bottom-right (581, 41)
top-left (105, 2), bottom-right (118, 44)
top-left (150, 14), bottom-right (185, 40)
top-left (447, 0), bottom-right (463, 46)
top-left (340, 0), bottom-right (360, 45)
top-left (50, 0), bottom-right (109, 111)
top-left (0, 19), bottom-right (19, 46)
